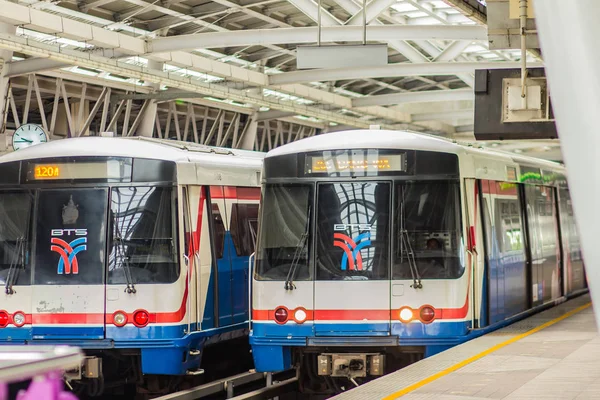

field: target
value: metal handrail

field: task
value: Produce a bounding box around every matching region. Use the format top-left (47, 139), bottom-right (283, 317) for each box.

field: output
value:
top-left (0, 346), bottom-right (82, 384)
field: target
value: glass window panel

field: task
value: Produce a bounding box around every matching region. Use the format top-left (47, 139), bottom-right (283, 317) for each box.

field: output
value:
top-left (0, 191), bottom-right (34, 286)
top-left (255, 184), bottom-right (312, 281)
top-left (316, 182), bottom-right (390, 280)
top-left (108, 186), bottom-right (178, 284)
top-left (393, 181), bottom-right (464, 279)
top-left (35, 189), bottom-right (107, 285)
top-left (231, 203), bottom-right (259, 257)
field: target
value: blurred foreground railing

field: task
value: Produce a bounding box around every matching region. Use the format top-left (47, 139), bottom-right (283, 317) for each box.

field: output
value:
top-left (0, 346), bottom-right (82, 400)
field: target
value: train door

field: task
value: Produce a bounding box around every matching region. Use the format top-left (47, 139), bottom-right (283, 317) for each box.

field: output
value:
top-left (227, 187), bottom-right (260, 325)
top-left (32, 189), bottom-right (108, 339)
top-left (186, 186), bottom-right (217, 330)
top-left (480, 181), bottom-right (527, 325)
top-left (557, 188), bottom-right (586, 294)
top-left (208, 186), bottom-right (233, 327)
top-left (523, 185), bottom-right (562, 305)
top-left (313, 182), bottom-right (391, 336)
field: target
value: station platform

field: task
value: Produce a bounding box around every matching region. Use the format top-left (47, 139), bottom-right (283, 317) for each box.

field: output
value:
top-left (332, 294), bottom-right (596, 400)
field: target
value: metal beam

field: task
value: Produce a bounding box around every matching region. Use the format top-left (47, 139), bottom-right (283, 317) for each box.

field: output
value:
top-left (256, 110), bottom-right (296, 121)
top-left (411, 109), bottom-right (473, 122)
top-left (345, 0), bottom-right (397, 25)
top-left (147, 25), bottom-right (486, 53)
top-left (352, 88), bottom-right (473, 107)
top-left (5, 58), bottom-right (70, 78)
top-left (0, 34), bottom-right (401, 129)
top-left (286, 0), bottom-right (341, 25)
top-left (269, 61), bottom-right (543, 85)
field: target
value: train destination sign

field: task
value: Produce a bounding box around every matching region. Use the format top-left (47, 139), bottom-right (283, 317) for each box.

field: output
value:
top-left (306, 151), bottom-right (406, 175)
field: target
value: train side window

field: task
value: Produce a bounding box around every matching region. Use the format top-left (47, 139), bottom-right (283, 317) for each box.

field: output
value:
top-left (230, 203), bottom-right (259, 257)
top-left (0, 191), bottom-right (34, 286)
top-left (211, 204), bottom-right (225, 259)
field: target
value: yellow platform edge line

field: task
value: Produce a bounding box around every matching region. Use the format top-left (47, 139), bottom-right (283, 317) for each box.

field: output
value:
top-left (382, 302), bottom-right (592, 400)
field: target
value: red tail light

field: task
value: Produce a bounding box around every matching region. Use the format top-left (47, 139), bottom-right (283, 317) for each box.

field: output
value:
top-left (133, 310), bottom-right (149, 327)
top-left (419, 306), bottom-right (436, 324)
top-left (0, 311), bottom-right (8, 328)
top-left (274, 307), bottom-right (288, 324)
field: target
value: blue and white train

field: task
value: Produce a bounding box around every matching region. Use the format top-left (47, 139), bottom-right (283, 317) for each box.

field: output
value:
top-left (0, 137), bottom-right (263, 396)
top-left (249, 129), bottom-right (586, 393)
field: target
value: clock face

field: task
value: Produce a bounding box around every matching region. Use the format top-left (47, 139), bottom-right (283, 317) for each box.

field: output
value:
top-left (12, 124), bottom-right (48, 151)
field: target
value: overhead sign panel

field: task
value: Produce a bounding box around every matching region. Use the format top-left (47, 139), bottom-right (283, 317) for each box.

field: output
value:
top-left (474, 68), bottom-right (557, 140)
top-left (296, 44), bottom-right (388, 70)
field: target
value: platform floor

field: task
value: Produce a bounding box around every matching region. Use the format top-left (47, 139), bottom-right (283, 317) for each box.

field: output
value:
top-left (332, 294), bottom-right (597, 400)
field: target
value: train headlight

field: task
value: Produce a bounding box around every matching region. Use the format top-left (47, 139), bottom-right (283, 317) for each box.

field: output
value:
top-left (293, 308), bottom-right (307, 324)
top-left (399, 307), bottom-right (414, 323)
top-left (0, 311), bottom-right (8, 328)
top-left (12, 312), bottom-right (26, 327)
top-left (133, 310), bottom-right (150, 327)
top-left (419, 306), bottom-right (436, 324)
top-left (113, 311), bottom-right (128, 327)
top-left (274, 307), bottom-right (288, 324)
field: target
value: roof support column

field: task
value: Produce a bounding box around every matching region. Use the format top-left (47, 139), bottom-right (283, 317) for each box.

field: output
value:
top-left (137, 60), bottom-right (163, 137)
top-left (237, 112), bottom-right (258, 150)
top-left (0, 22), bottom-right (16, 136)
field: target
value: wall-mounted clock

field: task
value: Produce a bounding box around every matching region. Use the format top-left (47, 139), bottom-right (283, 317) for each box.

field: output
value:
top-left (12, 124), bottom-right (49, 151)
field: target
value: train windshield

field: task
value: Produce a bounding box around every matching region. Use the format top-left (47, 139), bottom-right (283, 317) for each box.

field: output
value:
top-left (255, 184), bottom-right (313, 281)
top-left (0, 186), bottom-right (178, 287)
top-left (316, 182), bottom-right (390, 280)
top-left (0, 191), bottom-right (34, 286)
top-left (108, 186), bottom-right (179, 284)
top-left (393, 181), bottom-right (464, 279)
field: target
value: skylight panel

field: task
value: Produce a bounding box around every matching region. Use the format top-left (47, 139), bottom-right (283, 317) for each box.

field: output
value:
top-left (390, 3), bottom-right (418, 13)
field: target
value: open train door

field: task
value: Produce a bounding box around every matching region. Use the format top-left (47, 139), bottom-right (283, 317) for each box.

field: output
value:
top-left (313, 182), bottom-right (391, 337)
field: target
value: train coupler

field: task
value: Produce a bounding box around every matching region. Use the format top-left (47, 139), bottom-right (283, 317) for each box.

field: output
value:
top-left (317, 353), bottom-right (385, 378)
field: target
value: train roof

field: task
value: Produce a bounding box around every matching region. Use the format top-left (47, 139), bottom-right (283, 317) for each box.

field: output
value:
top-left (266, 129), bottom-right (564, 173)
top-left (0, 137), bottom-right (265, 169)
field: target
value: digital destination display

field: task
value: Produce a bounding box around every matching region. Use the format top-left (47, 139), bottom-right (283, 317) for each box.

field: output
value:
top-left (306, 151), bottom-right (406, 175)
top-left (28, 160), bottom-right (127, 181)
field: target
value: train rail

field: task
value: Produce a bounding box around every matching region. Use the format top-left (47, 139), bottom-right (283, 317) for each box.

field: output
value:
top-left (154, 370), bottom-right (297, 400)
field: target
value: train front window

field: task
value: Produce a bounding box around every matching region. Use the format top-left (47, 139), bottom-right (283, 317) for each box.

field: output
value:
top-left (108, 186), bottom-right (179, 284)
top-left (255, 184), bottom-right (313, 281)
top-left (316, 182), bottom-right (390, 280)
top-left (34, 189), bottom-right (108, 285)
top-left (0, 191), bottom-right (33, 286)
top-left (393, 181), bottom-right (464, 280)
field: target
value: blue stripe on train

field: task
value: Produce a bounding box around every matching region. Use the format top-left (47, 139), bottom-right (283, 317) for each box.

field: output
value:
top-left (251, 320), bottom-right (470, 343)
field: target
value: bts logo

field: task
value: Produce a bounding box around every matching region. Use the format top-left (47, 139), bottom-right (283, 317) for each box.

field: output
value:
top-left (333, 224), bottom-right (372, 271)
top-left (50, 229), bottom-right (88, 275)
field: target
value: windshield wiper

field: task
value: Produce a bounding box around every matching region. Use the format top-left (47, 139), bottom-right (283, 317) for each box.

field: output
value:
top-left (5, 237), bottom-right (25, 295)
top-left (113, 226), bottom-right (136, 294)
top-left (400, 229), bottom-right (422, 289)
top-left (399, 196), bottom-right (422, 289)
top-left (284, 205), bottom-right (311, 291)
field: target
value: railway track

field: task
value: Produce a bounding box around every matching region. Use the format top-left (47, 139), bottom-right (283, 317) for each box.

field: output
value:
top-left (154, 370), bottom-right (298, 400)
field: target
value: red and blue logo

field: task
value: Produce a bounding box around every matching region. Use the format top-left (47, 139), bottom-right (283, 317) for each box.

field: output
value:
top-left (333, 232), bottom-right (371, 271)
top-left (50, 229), bottom-right (88, 275)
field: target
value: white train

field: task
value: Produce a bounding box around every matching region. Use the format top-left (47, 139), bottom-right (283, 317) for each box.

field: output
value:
top-left (249, 129), bottom-right (586, 393)
top-left (0, 137), bottom-right (264, 396)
